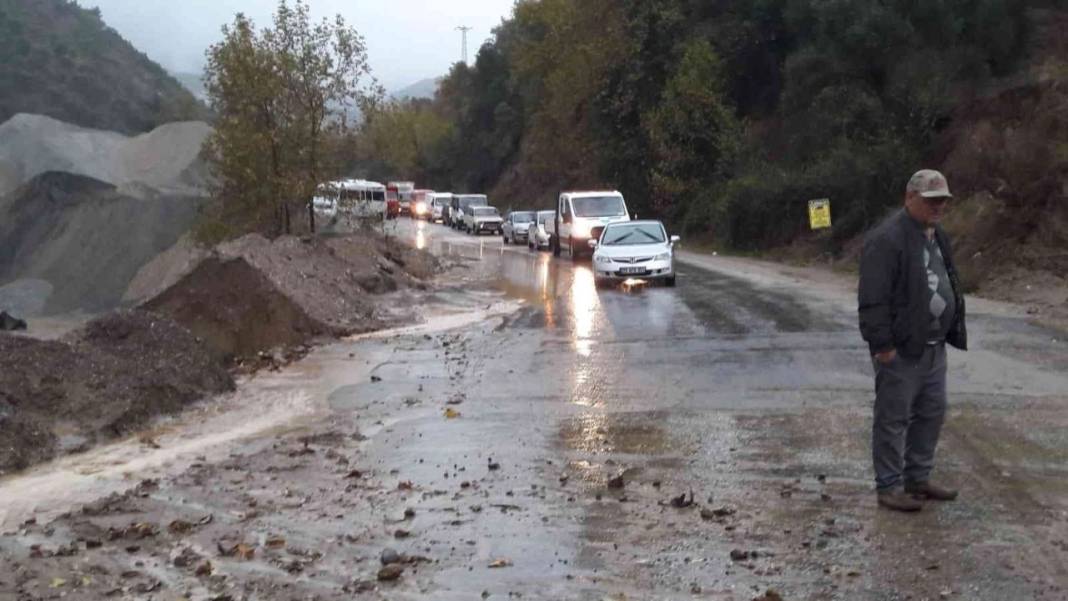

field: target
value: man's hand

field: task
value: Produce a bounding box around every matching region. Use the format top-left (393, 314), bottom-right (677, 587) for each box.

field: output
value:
top-left (874, 349), bottom-right (897, 365)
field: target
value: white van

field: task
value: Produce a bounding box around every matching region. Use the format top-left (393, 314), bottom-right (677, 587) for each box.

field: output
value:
top-left (550, 191), bottom-right (630, 259)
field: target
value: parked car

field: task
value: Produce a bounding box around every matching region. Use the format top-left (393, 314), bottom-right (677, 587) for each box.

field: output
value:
top-left (464, 206), bottom-right (504, 235)
top-left (528, 210), bottom-right (555, 251)
top-left (451, 194), bottom-right (489, 229)
top-left (547, 191), bottom-right (631, 259)
top-left (429, 193), bottom-right (452, 223)
top-left (502, 210), bottom-right (536, 245)
top-left (590, 220), bottom-right (678, 287)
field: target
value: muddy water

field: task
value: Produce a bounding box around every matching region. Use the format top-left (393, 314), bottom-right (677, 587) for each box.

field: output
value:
top-left (2, 219), bottom-right (1067, 600)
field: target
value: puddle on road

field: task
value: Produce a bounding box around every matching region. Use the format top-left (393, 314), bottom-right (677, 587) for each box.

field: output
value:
top-left (560, 411), bottom-right (674, 455)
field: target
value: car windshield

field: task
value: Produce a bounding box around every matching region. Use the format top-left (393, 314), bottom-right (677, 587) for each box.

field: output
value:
top-left (511, 211), bottom-right (534, 223)
top-left (537, 211), bottom-right (555, 225)
top-left (572, 196), bottom-right (625, 217)
top-left (602, 223), bottom-right (665, 246)
top-left (473, 207), bottom-right (499, 217)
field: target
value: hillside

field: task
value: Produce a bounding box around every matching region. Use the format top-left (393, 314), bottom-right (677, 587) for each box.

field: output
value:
top-left (359, 1), bottom-right (1067, 300)
top-left (0, 0), bottom-right (207, 134)
top-left (393, 77), bottom-right (440, 100)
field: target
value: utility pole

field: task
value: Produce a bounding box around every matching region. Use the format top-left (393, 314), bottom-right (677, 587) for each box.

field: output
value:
top-left (455, 26), bottom-right (472, 65)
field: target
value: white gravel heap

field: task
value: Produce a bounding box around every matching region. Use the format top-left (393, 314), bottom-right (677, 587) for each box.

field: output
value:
top-left (0, 113), bottom-right (212, 198)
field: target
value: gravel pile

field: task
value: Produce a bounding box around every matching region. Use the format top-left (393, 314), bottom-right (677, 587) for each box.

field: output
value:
top-left (0, 310), bottom-right (234, 475)
top-left (0, 172), bottom-right (202, 315)
top-left (0, 113), bottom-right (211, 198)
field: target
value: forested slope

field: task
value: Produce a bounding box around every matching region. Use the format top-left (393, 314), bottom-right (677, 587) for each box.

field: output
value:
top-left (0, 0), bottom-right (206, 134)
top-left (357, 0), bottom-right (1067, 281)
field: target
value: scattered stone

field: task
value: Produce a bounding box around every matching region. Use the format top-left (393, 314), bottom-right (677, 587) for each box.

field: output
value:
top-left (730, 549), bottom-right (749, 561)
top-left (380, 548), bottom-right (403, 566)
top-left (753, 590), bottom-right (784, 601)
top-left (607, 474), bottom-right (625, 489)
top-left (377, 564), bottom-right (404, 581)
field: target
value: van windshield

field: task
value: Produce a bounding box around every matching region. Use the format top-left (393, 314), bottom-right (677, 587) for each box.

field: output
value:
top-left (572, 196), bottom-right (626, 217)
top-left (473, 207), bottom-right (500, 217)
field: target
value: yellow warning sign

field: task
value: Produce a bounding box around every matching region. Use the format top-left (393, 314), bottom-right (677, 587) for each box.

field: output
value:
top-left (808, 199), bottom-right (832, 230)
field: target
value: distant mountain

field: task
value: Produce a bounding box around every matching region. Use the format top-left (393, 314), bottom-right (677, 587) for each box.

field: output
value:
top-left (172, 71), bottom-right (209, 103)
top-left (0, 0), bottom-right (208, 134)
top-left (392, 77), bottom-right (441, 100)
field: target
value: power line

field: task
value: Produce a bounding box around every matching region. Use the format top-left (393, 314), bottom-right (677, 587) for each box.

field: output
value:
top-left (455, 26), bottom-right (472, 65)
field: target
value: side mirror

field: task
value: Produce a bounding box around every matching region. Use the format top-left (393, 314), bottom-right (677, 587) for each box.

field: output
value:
top-left (587, 239), bottom-right (598, 249)
top-left (670, 235), bottom-right (681, 244)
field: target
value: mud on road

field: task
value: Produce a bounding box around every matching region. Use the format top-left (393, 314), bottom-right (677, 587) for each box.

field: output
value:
top-left (1, 220), bottom-right (1067, 601)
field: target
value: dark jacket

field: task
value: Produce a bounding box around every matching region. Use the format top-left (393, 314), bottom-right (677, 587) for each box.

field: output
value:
top-left (858, 208), bottom-right (967, 358)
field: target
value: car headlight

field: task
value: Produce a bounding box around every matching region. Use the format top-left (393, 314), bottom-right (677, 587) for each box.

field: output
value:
top-left (654, 252), bottom-right (671, 261)
top-left (595, 254), bottom-right (613, 264)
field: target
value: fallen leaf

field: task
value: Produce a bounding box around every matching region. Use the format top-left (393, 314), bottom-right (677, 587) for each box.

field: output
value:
top-left (488, 558), bottom-right (513, 568)
top-left (168, 520), bottom-right (194, 535)
top-left (50, 578), bottom-right (66, 588)
top-left (444, 408), bottom-right (461, 419)
top-left (265, 537), bottom-right (286, 549)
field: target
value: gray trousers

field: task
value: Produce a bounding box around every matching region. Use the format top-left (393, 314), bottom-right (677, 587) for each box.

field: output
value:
top-left (872, 343), bottom-right (947, 490)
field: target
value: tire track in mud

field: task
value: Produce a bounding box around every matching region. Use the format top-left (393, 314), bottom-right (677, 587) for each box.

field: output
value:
top-left (676, 264), bottom-right (847, 335)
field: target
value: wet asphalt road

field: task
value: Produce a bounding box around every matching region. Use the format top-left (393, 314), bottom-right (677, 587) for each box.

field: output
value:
top-left (2, 219), bottom-right (1067, 601)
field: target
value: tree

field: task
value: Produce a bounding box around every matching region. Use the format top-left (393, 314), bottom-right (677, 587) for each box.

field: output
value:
top-left (201, 0), bottom-right (380, 241)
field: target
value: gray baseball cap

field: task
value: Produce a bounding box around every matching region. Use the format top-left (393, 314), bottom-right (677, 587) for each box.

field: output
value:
top-left (906, 169), bottom-right (953, 198)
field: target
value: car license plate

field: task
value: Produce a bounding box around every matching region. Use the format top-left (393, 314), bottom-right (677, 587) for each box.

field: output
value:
top-left (619, 267), bottom-right (646, 275)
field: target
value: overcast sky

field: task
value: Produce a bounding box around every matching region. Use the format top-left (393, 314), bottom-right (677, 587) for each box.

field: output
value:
top-left (86, 0), bottom-right (516, 91)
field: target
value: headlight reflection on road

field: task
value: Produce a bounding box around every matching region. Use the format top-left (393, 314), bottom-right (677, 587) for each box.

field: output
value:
top-left (415, 221), bottom-right (427, 250)
top-left (570, 266), bottom-right (599, 357)
top-left (569, 265), bottom-right (601, 407)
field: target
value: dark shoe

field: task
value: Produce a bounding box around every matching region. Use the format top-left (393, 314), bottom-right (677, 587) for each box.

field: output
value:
top-left (905, 481), bottom-right (959, 501)
top-left (877, 488), bottom-right (923, 512)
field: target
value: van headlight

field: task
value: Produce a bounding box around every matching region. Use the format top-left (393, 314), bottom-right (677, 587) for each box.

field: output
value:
top-left (573, 222), bottom-right (592, 238)
top-left (654, 252), bottom-right (671, 261)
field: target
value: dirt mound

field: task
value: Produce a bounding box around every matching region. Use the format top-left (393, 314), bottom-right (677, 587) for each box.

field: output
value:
top-left (0, 172), bottom-right (203, 315)
top-left (138, 232), bottom-right (442, 366)
top-left (123, 235), bottom-right (210, 304)
top-left (0, 113), bottom-right (211, 198)
top-left (0, 310), bottom-right (233, 475)
top-left (143, 257), bottom-right (330, 363)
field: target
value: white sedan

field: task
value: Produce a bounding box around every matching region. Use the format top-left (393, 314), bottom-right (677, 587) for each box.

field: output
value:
top-left (590, 220), bottom-right (679, 287)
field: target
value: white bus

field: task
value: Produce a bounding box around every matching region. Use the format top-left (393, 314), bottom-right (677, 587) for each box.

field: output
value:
top-left (314, 179), bottom-right (387, 218)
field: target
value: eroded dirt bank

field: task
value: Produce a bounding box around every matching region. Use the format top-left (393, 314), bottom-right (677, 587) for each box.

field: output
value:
top-left (0, 229), bottom-right (443, 476)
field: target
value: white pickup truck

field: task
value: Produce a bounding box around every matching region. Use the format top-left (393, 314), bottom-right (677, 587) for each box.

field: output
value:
top-left (547, 191), bottom-right (631, 259)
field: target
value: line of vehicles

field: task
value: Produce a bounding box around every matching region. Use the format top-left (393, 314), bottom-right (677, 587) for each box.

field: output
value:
top-left (314, 181), bottom-right (680, 287)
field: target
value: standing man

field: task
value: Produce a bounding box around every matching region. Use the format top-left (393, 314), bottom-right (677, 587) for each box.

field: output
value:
top-left (858, 169), bottom-right (968, 512)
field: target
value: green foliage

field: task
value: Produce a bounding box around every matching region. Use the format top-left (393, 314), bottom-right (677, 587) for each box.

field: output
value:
top-left (0, 0), bottom-right (207, 134)
top-left (645, 40), bottom-right (740, 223)
top-left (363, 0), bottom-right (1039, 250)
top-left (200, 0), bottom-right (380, 242)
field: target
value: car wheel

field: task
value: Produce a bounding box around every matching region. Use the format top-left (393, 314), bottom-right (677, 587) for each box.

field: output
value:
top-left (552, 235), bottom-right (561, 257)
top-left (665, 275), bottom-right (677, 287)
top-left (568, 237), bottom-right (578, 261)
